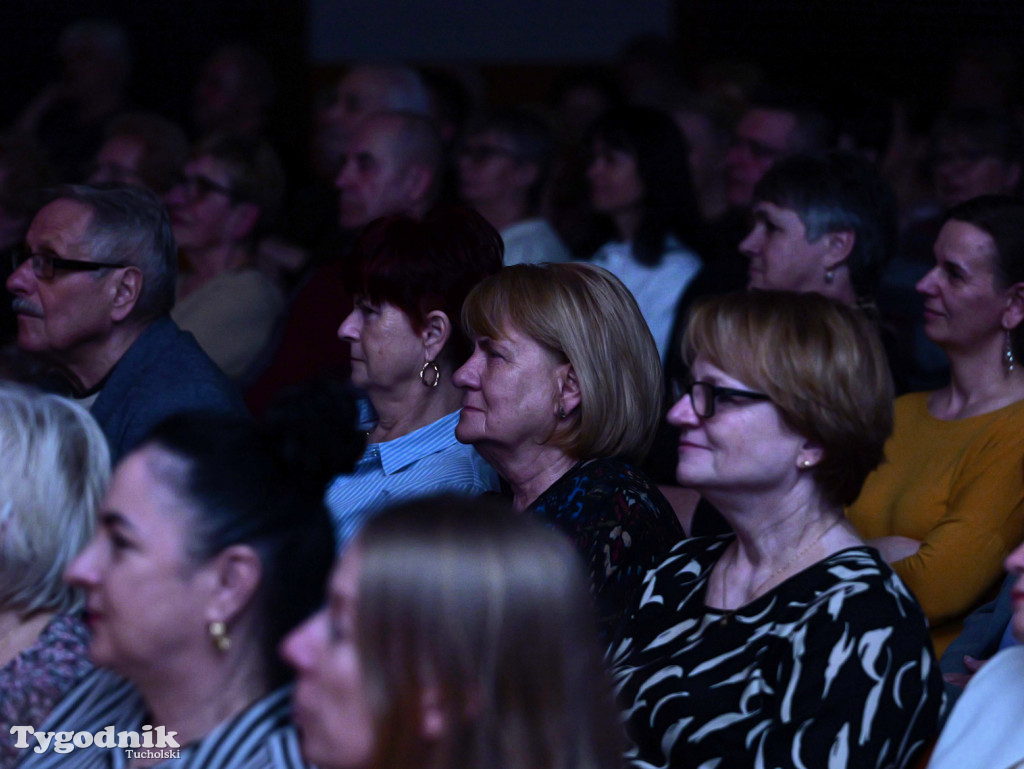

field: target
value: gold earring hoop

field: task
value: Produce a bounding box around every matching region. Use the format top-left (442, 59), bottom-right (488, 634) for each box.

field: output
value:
top-left (419, 360), bottom-right (440, 388)
top-left (209, 621), bottom-right (232, 653)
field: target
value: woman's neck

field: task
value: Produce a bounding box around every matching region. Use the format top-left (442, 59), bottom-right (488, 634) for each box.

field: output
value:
top-left (136, 652), bottom-right (267, 762)
top-left (482, 443), bottom-right (578, 512)
top-left (0, 609), bottom-right (54, 669)
top-left (369, 377), bottom-right (463, 443)
top-left (708, 487), bottom-right (861, 609)
top-left (933, 339), bottom-right (1024, 419)
top-left (612, 207), bottom-right (642, 244)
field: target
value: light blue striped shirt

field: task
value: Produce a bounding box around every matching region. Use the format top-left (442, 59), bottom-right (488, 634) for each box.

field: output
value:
top-left (325, 409), bottom-right (499, 549)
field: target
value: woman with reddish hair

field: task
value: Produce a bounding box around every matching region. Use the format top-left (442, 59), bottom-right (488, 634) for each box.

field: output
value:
top-left (325, 207), bottom-right (502, 548)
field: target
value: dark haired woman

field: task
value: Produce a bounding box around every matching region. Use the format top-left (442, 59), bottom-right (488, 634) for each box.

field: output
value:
top-left (17, 386), bottom-right (362, 769)
top-left (586, 106), bottom-right (706, 362)
top-left (325, 207), bottom-right (502, 549)
top-left (849, 194), bottom-right (1024, 656)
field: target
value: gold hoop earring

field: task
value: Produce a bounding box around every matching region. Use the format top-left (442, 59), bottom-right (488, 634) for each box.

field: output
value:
top-left (419, 360), bottom-right (440, 388)
top-left (209, 621), bottom-right (232, 653)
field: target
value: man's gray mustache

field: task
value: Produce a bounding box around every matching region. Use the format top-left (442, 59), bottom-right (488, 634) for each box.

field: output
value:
top-left (11, 298), bottom-right (42, 317)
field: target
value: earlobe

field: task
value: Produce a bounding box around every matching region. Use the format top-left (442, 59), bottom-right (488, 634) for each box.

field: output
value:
top-left (404, 164), bottom-right (433, 206)
top-left (822, 230), bottom-right (855, 270)
top-left (558, 364), bottom-right (582, 416)
top-left (204, 544), bottom-right (263, 627)
top-left (422, 310), bottom-right (452, 359)
top-left (110, 267), bottom-right (143, 322)
top-left (228, 203), bottom-right (261, 242)
top-left (1001, 282), bottom-right (1024, 330)
top-left (796, 440), bottom-right (825, 470)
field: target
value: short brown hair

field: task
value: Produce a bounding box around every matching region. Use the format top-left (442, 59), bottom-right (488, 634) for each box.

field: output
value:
top-left (684, 290), bottom-right (893, 507)
top-left (462, 263), bottom-right (662, 464)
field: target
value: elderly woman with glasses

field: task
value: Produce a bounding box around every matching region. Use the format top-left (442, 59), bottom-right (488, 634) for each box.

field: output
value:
top-left (611, 290), bottom-right (943, 769)
top-left (164, 134), bottom-right (286, 382)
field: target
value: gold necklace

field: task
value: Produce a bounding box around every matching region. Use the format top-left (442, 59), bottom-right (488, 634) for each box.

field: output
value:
top-left (715, 517), bottom-right (845, 626)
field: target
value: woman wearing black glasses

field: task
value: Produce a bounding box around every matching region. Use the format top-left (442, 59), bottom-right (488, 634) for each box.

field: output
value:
top-left (612, 290), bottom-right (943, 769)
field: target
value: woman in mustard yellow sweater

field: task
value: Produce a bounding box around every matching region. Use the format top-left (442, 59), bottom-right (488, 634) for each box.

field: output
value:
top-left (848, 194), bottom-right (1024, 656)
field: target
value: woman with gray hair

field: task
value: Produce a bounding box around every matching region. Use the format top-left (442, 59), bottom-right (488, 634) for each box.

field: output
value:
top-left (0, 385), bottom-right (110, 767)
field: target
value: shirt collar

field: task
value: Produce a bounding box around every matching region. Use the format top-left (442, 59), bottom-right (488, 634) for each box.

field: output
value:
top-left (375, 410), bottom-right (462, 476)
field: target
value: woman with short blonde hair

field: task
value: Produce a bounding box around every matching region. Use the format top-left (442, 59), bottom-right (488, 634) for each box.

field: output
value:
top-left (454, 262), bottom-right (682, 640)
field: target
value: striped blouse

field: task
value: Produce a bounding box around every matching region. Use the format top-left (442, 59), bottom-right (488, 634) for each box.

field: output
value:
top-left (325, 409), bottom-right (499, 549)
top-left (14, 668), bottom-right (308, 769)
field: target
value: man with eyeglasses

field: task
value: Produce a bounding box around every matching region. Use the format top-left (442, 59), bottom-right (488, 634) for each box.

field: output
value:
top-left (6, 184), bottom-right (246, 461)
top-left (457, 107), bottom-right (570, 266)
top-left (723, 89), bottom-right (833, 210)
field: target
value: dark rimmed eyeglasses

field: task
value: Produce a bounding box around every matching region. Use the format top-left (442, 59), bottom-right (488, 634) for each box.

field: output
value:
top-left (671, 379), bottom-right (771, 419)
top-left (174, 173), bottom-right (239, 203)
top-left (13, 250), bottom-right (128, 280)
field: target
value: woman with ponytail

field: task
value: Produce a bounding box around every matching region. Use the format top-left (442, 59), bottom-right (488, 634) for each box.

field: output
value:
top-left (18, 383), bottom-right (364, 769)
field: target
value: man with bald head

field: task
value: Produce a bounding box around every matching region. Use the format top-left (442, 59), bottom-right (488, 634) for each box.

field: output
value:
top-left (336, 111), bottom-right (443, 230)
top-left (315, 65), bottom-right (432, 178)
top-left (246, 110), bottom-right (445, 412)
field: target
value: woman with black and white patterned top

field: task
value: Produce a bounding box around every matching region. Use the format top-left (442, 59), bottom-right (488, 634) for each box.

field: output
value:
top-left (611, 291), bottom-right (944, 769)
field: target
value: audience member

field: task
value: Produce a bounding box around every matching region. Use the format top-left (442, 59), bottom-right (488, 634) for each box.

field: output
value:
top-left (886, 107), bottom-right (1024, 389)
top-left (669, 92), bottom-right (734, 223)
top-left (283, 494), bottom-right (624, 769)
top-left (741, 151), bottom-right (897, 305)
top-left (454, 263), bottom-right (682, 640)
top-left (585, 106), bottom-right (705, 362)
top-left (0, 385), bottom-right (109, 769)
top-left (15, 21), bottom-right (131, 182)
top-left (941, 570), bottom-right (1016, 704)
top-left (724, 87), bottom-right (834, 209)
top-left (166, 134), bottom-right (286, 382)
top-left (926, 539), bottom-right (1024, 769)
top-left (0, 135), bottom-right (56, 346)
top-left (314, 65), bottom-right (432, 180)
top-left (6, 184), bottom-right (246, 461)
top-left (613, 290), bottom-right (942, 768)
top-left (848, 194), bottom-right (1024, 656)
top-left (458, 107), bottom-right (570, 265)
top-left (19, 393), bottom-right (362, 769)
top-left (325, 208), bottom-right (501, 547)
top-left (246, 111), bottom-right (445, 415)
top-left (88, 112), bottom-right (189, 194)
top-left (192, 44), bottom-right (277, 141)
top-left (655, 150), bottom-right (902, 511)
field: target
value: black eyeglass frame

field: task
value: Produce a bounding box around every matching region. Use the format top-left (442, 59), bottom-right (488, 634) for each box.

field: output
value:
top-left (14, 251), bottom-right (129, 280)
top-left (174, 173), bottom-right (240, 203)
top-left (672, 379), bottom-right (771, 419)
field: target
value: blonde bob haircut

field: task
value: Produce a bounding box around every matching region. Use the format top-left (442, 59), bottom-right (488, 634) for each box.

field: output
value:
top-left (684, 290), bottom-right (893, 508)
top-left (461, 263), bottom-right (662, 464)
top-left (0, 385), bottom-right (110, 615)
top-left (354, 494), bottom-right (623, 769)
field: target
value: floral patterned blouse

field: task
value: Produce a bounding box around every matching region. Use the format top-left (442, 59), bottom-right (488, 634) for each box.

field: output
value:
top-left (529, 456), bottom-right (684, 641)
top-left (0, 613), bottom-right (92, 769)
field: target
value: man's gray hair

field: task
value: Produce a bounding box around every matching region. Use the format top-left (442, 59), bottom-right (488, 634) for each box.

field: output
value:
top-left (51, 184), bottom-right (177, 322)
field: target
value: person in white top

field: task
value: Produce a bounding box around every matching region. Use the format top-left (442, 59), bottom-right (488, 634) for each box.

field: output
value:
top-left (927, 537), bottom-right (1024, 769)
top-left (585, 106), bottom-right (705, 362)
top-left (458, 107), bottom-right (570, 267)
